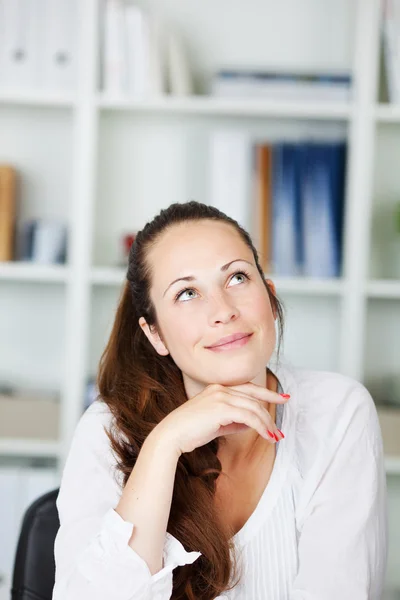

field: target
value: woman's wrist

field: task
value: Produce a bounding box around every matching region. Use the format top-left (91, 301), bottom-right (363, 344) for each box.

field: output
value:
top-left (145, 424), bottom-right (182, 461)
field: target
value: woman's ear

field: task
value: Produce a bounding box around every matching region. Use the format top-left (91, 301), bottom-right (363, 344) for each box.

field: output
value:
top-left (265, 279), bottom-right (278, 320)
top-left (138, 317), bottom-right (169, 356)
top-left (266, 278), bottom-right (276, 296)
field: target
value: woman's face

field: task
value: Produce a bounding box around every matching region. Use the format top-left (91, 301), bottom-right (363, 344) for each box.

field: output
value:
top-left (139, 219), bottom-right (277, 397)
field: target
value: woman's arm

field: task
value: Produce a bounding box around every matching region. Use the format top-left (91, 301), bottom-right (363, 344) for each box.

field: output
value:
top-left (290, 384), bottom-right (388, 600)
top-left (115, 429), bottom-right (182, 575)
top-left (52, 402), bottom-right (201, 600)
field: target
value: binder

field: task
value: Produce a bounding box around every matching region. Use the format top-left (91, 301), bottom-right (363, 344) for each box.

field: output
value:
top-left (300, 142), bottom-right (346, 278)
top-left (147, 13), bottom-right (165, 96)
top-left (166, 29), bottom-right (193, 96)
top-left (103, 0), bottom-right (127, 94)
top-left (124, 4), bottom-right (150, 97)
top-left (0, 0), bottom-right (41, 90)
top-left (42, 0), bottom-right (77, 91)
top-left (271, 143), bottom-right (302, 276)
top-left (209, 130), bottom-right (252, 231)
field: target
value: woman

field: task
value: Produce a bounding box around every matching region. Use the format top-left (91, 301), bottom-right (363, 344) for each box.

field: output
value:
top-left (53, 201), bottom-right (388, 600)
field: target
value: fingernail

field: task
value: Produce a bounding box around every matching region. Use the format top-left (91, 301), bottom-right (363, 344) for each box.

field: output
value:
top-left (280, 394), bottom-right (290, 399)
top-left (277, 429), bottom-right (285, 439)
top-left (266, 430), bottom-right (276, 441)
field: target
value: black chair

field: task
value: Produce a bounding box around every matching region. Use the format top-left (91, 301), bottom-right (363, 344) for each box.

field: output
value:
top-left (11, 488), bottom-right (60, 600)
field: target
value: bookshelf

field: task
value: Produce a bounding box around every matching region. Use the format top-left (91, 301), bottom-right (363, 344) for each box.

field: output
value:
top-left (1, 0), bottom-right (400, 594)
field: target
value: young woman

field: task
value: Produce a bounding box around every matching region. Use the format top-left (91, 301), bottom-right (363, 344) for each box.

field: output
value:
top-left (52, 201), bottom-right (388, 600)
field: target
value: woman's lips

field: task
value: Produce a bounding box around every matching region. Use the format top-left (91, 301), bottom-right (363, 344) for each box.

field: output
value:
top-left (206, 333), bottom-right (253, 352)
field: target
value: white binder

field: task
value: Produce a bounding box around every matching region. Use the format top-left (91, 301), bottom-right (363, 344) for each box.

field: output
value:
top-left (41, 0), bottom-right (77, 92)
top-left (209, 130), bottom-right (252, 232)
top-left (0, 0), bottom-right (41, 90)
top-left (103, 0), bottom-right (127, 94)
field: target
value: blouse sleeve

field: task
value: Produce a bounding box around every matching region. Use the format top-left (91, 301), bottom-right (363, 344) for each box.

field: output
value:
top-left (52, 402), bottom-right (202, 600)
top-left (290, 383), bottom-right (389, 600)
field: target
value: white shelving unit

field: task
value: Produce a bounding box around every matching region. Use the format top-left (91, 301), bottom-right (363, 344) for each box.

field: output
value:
top-left (1, 0), bottom-right (400, 591)
top-left (0, 0), bottom-right (398, 468)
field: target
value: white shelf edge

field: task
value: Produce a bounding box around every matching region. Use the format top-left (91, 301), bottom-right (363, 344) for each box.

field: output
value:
top-left (0, 90), bottom-right (77, 108)
top-left (0, 262), bottom-right (70, 283)
top-left (90, 267), bottom-right (346, 295)
top-left (0, 438), bottom-right (61, 458)
top-left (366, 279), bottom-right (400, 298)
top-left (96, 94), bottom-right (353, 120)
top-left (375, 104), bottom-right (400, 123)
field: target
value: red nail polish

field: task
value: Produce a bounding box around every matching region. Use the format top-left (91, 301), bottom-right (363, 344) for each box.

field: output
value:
top-left (277, 429), bottom-right (285, 438)
top-left (267, 430), bottom-right (275, 439)
top-left (280, 394), bottom-right (290, 399)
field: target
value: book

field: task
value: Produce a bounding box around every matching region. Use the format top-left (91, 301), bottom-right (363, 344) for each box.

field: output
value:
top-left (253, 144), bottom-right (273, 273)
top-left (0, 165), bottom-right (17, 262)
top-left (30, 220), bottom-right (67, 264)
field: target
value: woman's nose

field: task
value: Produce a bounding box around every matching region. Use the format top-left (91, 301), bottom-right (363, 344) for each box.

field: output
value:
top-left (207, 294), bottom-right (239, 324)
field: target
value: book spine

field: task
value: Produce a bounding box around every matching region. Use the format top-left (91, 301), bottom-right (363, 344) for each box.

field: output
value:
top-left (254, 144), bottom-right (273, 273)
top-left (0, 165), bottom-right (17, 262)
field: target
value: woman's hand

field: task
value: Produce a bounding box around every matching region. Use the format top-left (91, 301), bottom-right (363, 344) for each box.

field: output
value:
top-left (153, 382), bottom-right (290, 456)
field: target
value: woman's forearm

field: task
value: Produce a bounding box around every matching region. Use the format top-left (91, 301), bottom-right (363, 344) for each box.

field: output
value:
top-left (115, 430), bottom-right (181, 575)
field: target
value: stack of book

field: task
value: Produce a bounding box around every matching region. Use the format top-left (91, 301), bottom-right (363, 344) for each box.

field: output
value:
top-left (102, 0), bottom-right (193, 97)
top-left (0, 0), bottom-right (77, 92)
top-left (209, 132), bottom-right (347, 278)
top-left (211, 70), bottom-right (352, 102)
top-left (0, 164), bottom-right (68, 264)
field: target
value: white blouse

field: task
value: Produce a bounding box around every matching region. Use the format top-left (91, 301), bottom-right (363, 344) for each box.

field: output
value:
top-left (52, 360), bottom-right (388, 600)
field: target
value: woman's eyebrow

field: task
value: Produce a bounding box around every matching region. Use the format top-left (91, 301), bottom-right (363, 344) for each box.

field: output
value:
top-left (163, 259), bottom-right (254, 297)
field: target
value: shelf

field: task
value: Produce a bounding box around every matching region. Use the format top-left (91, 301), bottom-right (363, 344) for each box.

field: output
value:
top-left (366, 280), bottom-right (400, 299)
top-left (97, 95), bottom-right (353, 120)
top-left (385, 456), bottom-right (400, 475)
top-left (0, 90), bottom-right (76, 108)
top-left (375, 104), bottom-right (400, 123)
top-left (0, 262), bottom-right (70, 283)
top-left (91, 267), bottom-right (346, 295)
top-left (0, 438), bottom-right (60, 458)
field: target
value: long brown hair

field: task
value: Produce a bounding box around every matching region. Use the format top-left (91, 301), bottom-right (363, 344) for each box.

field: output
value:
top-left (97, 201), bottom-right (285, 599)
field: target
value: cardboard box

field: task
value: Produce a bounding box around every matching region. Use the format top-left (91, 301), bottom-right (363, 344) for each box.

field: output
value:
top-left (377, 407), bottom-right (400, 456)
top-left (0, 393), bottom-right (59, 440)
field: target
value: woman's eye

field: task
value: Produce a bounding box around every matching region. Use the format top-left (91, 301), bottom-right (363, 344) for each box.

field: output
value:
top-left (175, 271), bottom-right (249, 302)
top-left (230, 272), bottom-right (247, 285)
top-left (176, 288), bottom-right (198, 302)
